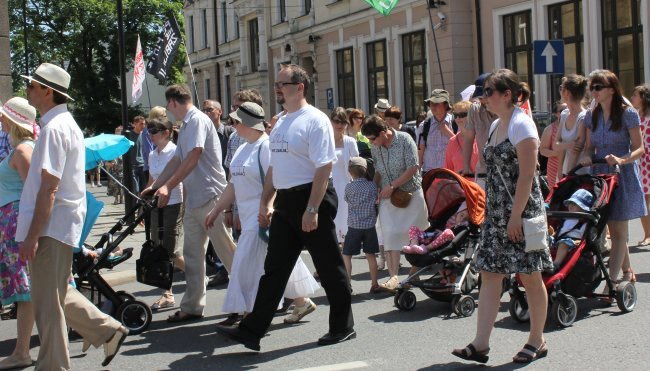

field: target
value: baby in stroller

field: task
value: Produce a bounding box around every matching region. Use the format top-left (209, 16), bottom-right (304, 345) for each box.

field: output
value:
top-left (402, 203), bottom-right (469, 255)
top-left (551, 189), bottom-right (594, 271)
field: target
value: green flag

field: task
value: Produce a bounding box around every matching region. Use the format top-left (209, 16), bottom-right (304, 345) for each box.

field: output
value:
top-left (365, 0), bottom-right (399, 16)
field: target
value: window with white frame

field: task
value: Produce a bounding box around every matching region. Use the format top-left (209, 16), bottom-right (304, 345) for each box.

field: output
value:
top-left (503, 10), bottom-right (533, 107)
top-left (548, 0), bottom-right (584, 106)
top-left (249, 19), bottom-right (260, 72)
top-left (202, 9), bottom-right (208, 48)
top-left (602, 0), bottom-right (644, 95)
top-left (188, 15), bottom-right (195, 52)
top-left (303, 0), bottom-right (312, 15)
top-left (336, 48), bottom-right (356, 108)
top-left (402, 31), bottom-right (427, 122)
top-left (234, 13), bottom-right (240, 39)
top-left (221, 2), bottom-right (228, 43)
top-left (279, 0), bottom-right (286, 23)
top-left (367, 40), bottom-right (389, 114)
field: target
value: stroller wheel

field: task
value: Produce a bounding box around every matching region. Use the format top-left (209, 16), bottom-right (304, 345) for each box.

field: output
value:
top-left (450, 296), bottom-right (461, 316)
top-left (456, 295), bottom-right (476, 317)
top-left (115, 300), bottom-right (152, 335)
top-left (395, 290), bottom-right (417, 311)
top-left (508, 295), bottom-right (530, 323)
top-left (551, 294), bottom-right (578, 327)
top-left (117, 290), bottom-right (136, 303)
top-left (616, 281), bottom-right (637, 313)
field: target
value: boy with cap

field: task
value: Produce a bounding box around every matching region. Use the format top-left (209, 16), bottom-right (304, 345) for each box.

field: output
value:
top-left (552, 189), bottom-right (594, 270)
top-left (342, 157), bottom-right (380, 293)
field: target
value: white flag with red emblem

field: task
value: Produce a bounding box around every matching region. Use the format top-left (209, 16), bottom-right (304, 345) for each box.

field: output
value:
top-left (520, 99), bottom-right (534, 119)
top-left (132, 35), bottom-right (146, 103)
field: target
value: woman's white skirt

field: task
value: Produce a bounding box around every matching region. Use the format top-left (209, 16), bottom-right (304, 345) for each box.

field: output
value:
top-left (284, 256), bottom-right (321, 299)
top-left (378, 188), bottom-right (429, 251)
top-left (222, 231), bottom-right (267, 314)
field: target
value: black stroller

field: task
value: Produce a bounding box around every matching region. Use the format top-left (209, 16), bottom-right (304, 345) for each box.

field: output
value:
top-left (394, 169), bottom-right (486, 317)
top-left (72, 194), bottom-right (158, 334)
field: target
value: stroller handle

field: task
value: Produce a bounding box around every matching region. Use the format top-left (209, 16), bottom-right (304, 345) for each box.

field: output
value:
top-left (567, 158), bottom-right (620, 176)
top-left (546, 210), bottom-right (598, 223)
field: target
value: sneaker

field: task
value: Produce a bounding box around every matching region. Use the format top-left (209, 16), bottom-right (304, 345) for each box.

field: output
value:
top-left (283, 299), bottom-right (317, 324)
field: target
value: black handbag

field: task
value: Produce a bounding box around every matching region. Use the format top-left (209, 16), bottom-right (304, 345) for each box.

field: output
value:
top-left (136, 208), bottom-right (174, 290)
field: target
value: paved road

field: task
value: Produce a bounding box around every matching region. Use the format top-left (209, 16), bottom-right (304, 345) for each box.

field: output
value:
top-left (1, 185), bottom-right (649, 370)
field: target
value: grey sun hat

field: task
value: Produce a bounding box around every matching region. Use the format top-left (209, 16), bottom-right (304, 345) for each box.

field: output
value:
top-left (424, 89), bottom-right (451, 108)
top-left (21, 62), bottom-right (74, 101)
top-left (229, 101), bottom-right (266, 131)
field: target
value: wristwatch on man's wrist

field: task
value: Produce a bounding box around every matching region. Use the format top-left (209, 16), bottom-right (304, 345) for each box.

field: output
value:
top-left (305, 205), bottom-right (318, 214)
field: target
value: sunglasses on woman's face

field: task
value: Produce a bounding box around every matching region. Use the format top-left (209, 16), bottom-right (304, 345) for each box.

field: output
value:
top-left (590, 84), bottom-right (608, 92)
top-left (454, 112), bottom-right (468, 118)
top-left (483, 87), bottom-right (497, 97)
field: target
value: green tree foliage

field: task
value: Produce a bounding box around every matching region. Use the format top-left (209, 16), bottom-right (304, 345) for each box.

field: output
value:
top-left (9, 0), bottom-right (186, 134)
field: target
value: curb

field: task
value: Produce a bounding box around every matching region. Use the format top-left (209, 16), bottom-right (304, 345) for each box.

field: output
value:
top-left (102, 271), bottom-right (136, 287)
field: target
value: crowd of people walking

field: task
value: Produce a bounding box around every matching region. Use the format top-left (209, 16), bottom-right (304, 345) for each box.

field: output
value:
top-left (0, 60), bottom-right (648, 369)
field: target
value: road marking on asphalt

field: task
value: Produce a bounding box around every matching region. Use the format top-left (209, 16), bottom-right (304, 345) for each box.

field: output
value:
top-left (290, 361), bottom-right (369, 371)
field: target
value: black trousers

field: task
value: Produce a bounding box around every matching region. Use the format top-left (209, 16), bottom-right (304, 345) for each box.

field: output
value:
top-left (239, 182), bottom-right (354, 338)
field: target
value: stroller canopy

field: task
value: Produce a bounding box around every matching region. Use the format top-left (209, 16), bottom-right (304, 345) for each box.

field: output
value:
top-left (422, 168), bottom-right (486, 227)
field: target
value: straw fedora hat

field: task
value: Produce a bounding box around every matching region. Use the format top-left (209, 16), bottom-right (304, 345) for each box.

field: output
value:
top-left (0, 97), bottom-right (36, 134)
top-left (21, 62), bottom-right (74, 100)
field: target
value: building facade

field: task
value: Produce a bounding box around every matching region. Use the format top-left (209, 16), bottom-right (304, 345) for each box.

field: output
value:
top-left (182, 0), bottom-right (649, 120)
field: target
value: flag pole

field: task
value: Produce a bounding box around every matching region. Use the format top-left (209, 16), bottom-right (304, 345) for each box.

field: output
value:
top-left (144, 75), bottom-right (152, 110)
top-left (172, 15), bottom-right (199, 100)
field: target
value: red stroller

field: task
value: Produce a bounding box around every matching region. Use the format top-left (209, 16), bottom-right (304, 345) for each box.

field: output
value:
top-left (394, 169), bottom-right (485, 317)
top-left (509, 160), bottom-right (637, 327)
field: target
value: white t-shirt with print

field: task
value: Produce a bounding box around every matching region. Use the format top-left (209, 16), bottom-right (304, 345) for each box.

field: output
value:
top-left (269, 105), bottom-right (336, 189)
top-left (149, 141), bottom-right (183, 205)
top-left (230, 137), bottom-right (271, 231)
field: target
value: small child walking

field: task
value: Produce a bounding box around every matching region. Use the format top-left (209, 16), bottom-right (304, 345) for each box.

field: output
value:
top-left (343, 157), bottom-right (381, 293)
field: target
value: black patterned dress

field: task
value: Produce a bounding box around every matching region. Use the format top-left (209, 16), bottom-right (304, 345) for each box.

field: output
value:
top-left (475, 138), bottom-right (553, 274)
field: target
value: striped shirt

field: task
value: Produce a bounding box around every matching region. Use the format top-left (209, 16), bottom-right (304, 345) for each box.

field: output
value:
top-left (345, 178), bottom-right (378, 229)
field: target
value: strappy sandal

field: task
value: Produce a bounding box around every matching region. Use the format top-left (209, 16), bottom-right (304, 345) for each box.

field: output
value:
top-left (637, 237), bottom-right (650, 246)
top-left (622, 268), bottom-right (637, 283)
top-left (451, 343), bottom-right (490, 364)
top-left (512, 342), bottom-right (548, 364)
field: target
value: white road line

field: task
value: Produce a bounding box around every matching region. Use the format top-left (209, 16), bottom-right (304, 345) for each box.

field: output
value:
top-left (290, 361), bottom-right (369, 371)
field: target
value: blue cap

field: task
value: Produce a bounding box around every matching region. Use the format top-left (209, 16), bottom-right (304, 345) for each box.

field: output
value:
top-left (564, 189), bottom-right (594, 211)
top-left (471, 73), bottom-right (491, 99)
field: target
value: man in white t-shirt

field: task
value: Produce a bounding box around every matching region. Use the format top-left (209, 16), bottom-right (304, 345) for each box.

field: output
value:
top-left (145, 84), bottom-right (236, 323)
top-left (216, 64), bottom-right (354, 351)
top-left (17, 63), bottom-right (127, 369)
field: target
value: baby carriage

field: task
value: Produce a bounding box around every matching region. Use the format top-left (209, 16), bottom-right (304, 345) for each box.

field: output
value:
top-left (72, 192), bottom-right (157, 335)
top-left (509, 159), bottom-right (637, 328)
top-left (394, 168), bottom-right (485, 317)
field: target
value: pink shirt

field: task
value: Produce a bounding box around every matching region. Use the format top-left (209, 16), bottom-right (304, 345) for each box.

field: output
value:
top-left (444, 133), bottom-right (478, 173)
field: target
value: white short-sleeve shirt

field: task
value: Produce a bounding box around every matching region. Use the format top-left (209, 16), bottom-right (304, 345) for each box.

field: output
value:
top-left (149, 141), bottom-right (183, 205)
top-left (229, 137), bottom-right (270, 231)
top-left (16, 104), bottom-right (86, 247)
top-left (269, 105), bottom-right (336, 189)
top-left (488, 107), bottom-right (539, 146)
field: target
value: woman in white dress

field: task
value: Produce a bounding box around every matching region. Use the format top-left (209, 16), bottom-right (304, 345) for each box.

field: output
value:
top-left (330, 107), bottom-right (359, 243)
top-left (205, 102), bottom-right (319, 324)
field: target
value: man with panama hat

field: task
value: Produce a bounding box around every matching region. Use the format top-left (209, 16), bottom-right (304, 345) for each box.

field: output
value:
top-left (418, 89), bottom-right (455, 172)
top-left (374, 98), bottom-right (391, 118)
top-left (16, 62), bottom-right (128, 369)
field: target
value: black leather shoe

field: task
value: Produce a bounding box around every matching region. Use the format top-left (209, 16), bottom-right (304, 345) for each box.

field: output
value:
top-left (208, 271), bottom-right (229, 287)
top-left (317, 329), bottom-right (356, 346)
top-left (215, 325), bottom-right (261, 351)
top-left (217, 313), bottom-right (242, 326)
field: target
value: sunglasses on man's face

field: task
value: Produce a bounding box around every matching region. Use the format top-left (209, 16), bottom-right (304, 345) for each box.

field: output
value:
top-left (148, 127), bottom-right (166, 135)
top-left (590, 84), bottom-right (608, 92)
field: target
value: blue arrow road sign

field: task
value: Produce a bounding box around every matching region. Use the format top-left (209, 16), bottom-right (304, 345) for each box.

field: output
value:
top-left (533, 40), bottom-right (564, 75)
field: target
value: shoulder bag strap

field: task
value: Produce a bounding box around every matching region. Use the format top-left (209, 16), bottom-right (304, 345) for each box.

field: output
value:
top-left (257, 139), bottom-right (269, 185)
top-left (377, 146), bottom-right (394, 185)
